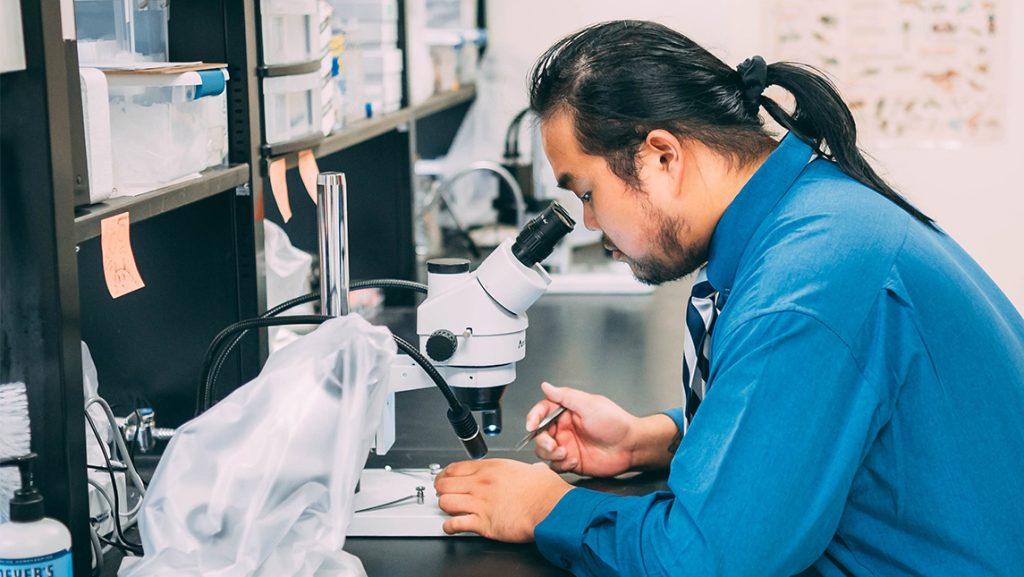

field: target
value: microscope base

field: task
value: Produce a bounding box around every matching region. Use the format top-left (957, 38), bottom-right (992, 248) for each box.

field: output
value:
top-left (348, 468), bottom-right (469, 537)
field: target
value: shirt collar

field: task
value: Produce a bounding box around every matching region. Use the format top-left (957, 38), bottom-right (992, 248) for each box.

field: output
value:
top-left (706, 133), bottom-right (815, 301)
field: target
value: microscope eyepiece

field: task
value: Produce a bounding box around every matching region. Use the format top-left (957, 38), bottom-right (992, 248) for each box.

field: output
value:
top-left (511, 202), bottom-right (575, 268)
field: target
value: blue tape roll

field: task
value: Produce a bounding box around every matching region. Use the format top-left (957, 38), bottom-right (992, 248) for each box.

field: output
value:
top-left (194, 70), bottom-right (226, 99)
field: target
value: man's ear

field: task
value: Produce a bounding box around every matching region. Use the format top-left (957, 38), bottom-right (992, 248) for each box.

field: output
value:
top-left (638, 129), bottom-right (685, 195)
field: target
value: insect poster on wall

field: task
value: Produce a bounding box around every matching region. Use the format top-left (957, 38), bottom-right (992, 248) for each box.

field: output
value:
top-left (770, 0), bottom-right (1007, 146)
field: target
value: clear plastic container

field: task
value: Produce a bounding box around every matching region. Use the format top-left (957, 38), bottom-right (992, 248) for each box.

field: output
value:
top-left (106, 69), bottom-right (229, 193)
top-left (263, 70), bottom-right (322, 144)
top-left (133, 0), bottom-right (170, 60)
top-left (329, 0), bottom-right (399, 24)
top-left (75, 0), bottom-right (169, 64)
top-left (363, 72), bottom-right (402, 104)
top-left (260, 0), bottom-right (319, 66)
top-left (362, 47), bottom-right (403, 76)
top-left (341, 20), bottom-right (398, 48)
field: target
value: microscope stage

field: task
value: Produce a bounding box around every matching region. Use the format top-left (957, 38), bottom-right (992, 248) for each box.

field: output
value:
top-left (348, 467), bottom-right (470, 537)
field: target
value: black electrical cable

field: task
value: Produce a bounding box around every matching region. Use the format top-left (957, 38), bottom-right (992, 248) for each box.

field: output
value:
top-left (89, 525), bottom-right (105, 576)
top-left (97, 534), bottom-right (139, 556)
top-left (197, 280), bottom-right (429, 413)
top-left (195, 315), bottom-right (332, 415)
top-left (200, 293), bottom-right (322, 412)
top-left (197, 314), bottom-right (462, 412)
top-left (438, 195), bottom-right (482, 259)
top-left (87, 463), bottom-right (127, 473)
top-left (192, 281), bottom-right (486, 457)
top-left (504, 108), bottom-right (531, 160)
top-left (391, 334), bottom-right (460, 409)
top-left (197, 315), bottom-right (465, 412)
top-left (350, 279), bottom-right (428, 295)
top-left (85, 413), bottom-right (144, 555)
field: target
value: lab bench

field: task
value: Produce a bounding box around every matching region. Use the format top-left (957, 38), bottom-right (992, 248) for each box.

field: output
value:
top-left (101, 282), bottom-right (688, 575)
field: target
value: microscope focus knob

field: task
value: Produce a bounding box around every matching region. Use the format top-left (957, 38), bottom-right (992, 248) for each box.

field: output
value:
top-left (426, 330), bottom-right (459, 362)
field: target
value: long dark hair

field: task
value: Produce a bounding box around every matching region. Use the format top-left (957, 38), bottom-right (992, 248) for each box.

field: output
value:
top-left (529, 20), bottom-right (934, 227)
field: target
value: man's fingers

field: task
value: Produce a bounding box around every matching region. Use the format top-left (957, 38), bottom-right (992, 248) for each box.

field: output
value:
top-left (438, 493), bottom-right (480, 515)
top-left (532, 431), bottom-right (558, 453)
top-left (434, 474), bottom-right (474, 495)
top-left (440, 460), bottom-right (480, 478)
top-left (443, 513), bottom-right (482, 536)
top-left (541, 381), bottom-right (588, 414)
top-left (525, 400), bottom-right (560, 430)
top-left (547, 457), bottom-right (579, 474)
top-left (533, 436), bottom-right (567, 462)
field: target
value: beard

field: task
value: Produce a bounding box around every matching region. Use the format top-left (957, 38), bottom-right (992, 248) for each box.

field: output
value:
top-left (605, 203), bottom-right (708, 286)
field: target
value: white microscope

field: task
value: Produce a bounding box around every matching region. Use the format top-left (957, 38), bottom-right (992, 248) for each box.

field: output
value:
top-left (314, 172), bottom-right (575, 536)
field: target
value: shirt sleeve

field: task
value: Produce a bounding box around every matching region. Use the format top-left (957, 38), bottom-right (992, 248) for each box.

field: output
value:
top-left (534, 311), bottom-right (892, 576)
top-left (661, 407), bottom-right (684, 431)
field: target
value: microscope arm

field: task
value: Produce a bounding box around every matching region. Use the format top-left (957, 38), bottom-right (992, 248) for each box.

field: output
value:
top-left (374, 358), bottom-right (517, 455)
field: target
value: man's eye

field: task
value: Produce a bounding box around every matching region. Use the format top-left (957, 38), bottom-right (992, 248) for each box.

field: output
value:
top-left (580, 192), bottom-right (592, 203)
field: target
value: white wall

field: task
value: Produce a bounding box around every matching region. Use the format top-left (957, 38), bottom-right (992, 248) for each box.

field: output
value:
top-left (478, 0), bottom-right (1023, 310)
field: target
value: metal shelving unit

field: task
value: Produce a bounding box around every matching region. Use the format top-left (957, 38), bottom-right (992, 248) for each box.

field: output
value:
top-left (73, 164), bottom-right (251, 242)
top-left (412, 84), bottom-right (478, 119)
top-left (272, 84), bottom-right (477, 170)
top-left (2, 1), bottom-right (482, 573)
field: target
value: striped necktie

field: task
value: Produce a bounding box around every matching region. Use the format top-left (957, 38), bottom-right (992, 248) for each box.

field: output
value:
top-left (681, 266), bottom-right (720, 431)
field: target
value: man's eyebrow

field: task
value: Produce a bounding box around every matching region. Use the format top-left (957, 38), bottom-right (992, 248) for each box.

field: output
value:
top-left (557, 173), bottom-right (575, 191)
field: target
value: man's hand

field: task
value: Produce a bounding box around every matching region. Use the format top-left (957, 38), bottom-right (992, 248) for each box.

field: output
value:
top-left (528, 382), bottom-right (678, 476)
top-left (434, 459), bottom-right (572, 542)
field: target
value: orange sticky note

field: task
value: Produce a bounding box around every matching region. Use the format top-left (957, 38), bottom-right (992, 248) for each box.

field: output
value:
top-left (100, 213), bottom-right (146, 299)
top-left (268, 157), bottom-right (292, 222)
top-left (297, 149), bottom-right (320, 204)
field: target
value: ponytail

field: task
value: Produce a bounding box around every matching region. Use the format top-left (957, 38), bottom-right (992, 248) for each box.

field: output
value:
top-left (758, 63), bottom-right (935, 227)
top-left (530, 20), bottom-right (936, 229)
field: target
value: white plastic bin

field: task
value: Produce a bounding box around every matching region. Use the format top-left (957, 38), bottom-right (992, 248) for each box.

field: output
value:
top-left (363, 73), bottom-right (402, 104)
top-left (261, 0), bottom-right (320, 65)
top-left (105, 68), bottom-right (229, 194)
top-left (362, 48), bottom-right (403, 76)
top-left (263, 70), bottom-right (323, 144)
top-left (342, 20), bottom-right (398, 47)
top-left (329, 0), bottom-right (399, 23)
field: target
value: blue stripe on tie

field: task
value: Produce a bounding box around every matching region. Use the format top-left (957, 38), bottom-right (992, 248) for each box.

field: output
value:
top-left (681, 271), bottom-right (720, 429)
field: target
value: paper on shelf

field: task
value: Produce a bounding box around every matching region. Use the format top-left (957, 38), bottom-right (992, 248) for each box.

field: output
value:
top-left (298, 149), bottom-right (320, 204)
top-left (268, 158), bottom-right (292, 222)
top-left (100, 213), bottom-right (146, 299)
top-left (96, 62), bottom-right (226, 75)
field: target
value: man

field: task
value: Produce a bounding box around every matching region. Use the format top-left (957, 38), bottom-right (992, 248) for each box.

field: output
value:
top-left (435, 20), bottom-right (1024, 576)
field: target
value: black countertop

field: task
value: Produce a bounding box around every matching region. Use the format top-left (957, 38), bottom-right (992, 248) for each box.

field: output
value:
top-left (348, 282), bottom-right (687, 575)
top-left (105, 280), bottom-right (689, 576)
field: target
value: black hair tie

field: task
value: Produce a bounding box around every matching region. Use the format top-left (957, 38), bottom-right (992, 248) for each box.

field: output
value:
top-left (736, 55), bottom-right (768, 116)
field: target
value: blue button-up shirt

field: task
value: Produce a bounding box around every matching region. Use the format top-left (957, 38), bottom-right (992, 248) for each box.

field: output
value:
top-left (535, 134), bottom-right (1024, 576)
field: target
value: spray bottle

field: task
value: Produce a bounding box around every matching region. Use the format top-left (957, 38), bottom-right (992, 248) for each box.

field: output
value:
top-left (0, 453), bottom-right (73, 576)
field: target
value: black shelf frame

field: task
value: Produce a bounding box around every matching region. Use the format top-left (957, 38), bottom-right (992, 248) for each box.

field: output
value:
top-left (73, 164), bottom-right (251, 242)
top-left (267, 84), bottom-right (477, 170)
top-left (2, 1), bottom-right (484, 574)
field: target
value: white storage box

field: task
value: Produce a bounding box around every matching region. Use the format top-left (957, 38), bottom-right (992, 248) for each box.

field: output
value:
top-left (80, 68), bottom-right (114, 204)
top-left (343, 20), bottom-right (399, 47)
top-left (261, 0), bottom-right (320, 65)
top-left (263, 70), bottom-right (323, 145)
top-left (330, 0), bottom-right (398, 23)
top-left (363, 71), bottom-right (403, 104)
top-left (105, 68), bottom-right (230, 194)
top-left (362, 48), bottom-right (403, 76)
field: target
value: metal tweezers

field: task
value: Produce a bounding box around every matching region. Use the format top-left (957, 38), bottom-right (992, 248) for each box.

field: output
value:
top-left (514, 406), bottom-right (567, 451)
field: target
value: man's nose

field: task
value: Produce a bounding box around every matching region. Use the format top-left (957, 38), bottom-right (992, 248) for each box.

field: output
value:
top-left (583, 206), bottom-right (599, 231)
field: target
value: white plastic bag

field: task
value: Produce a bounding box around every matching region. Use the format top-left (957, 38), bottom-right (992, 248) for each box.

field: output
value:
top-left (120, 315), bottom-right (395, 577)
top-left (263, 220), bottom-right (314, 351)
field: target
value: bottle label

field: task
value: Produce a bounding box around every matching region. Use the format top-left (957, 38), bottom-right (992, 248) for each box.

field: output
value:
top-left (0, 549), bottom-right (72, 577)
